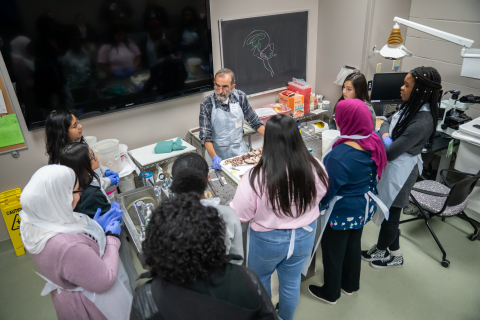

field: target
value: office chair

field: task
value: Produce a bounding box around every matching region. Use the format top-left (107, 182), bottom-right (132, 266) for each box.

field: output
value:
top-left (400, 169), bottom-right (480, 268)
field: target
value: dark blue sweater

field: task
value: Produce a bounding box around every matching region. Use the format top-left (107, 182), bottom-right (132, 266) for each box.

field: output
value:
top-left (321, 143), bottom-right (378, 230)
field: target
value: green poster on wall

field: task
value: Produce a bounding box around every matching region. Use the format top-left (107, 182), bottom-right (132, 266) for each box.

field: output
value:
top-left (0, 114), bottom-right (25, 148)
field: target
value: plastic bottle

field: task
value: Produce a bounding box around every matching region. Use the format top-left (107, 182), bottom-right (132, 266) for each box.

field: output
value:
top-left (310, 93), bottom-right (315, 111)
top-left (144, 206), bottom-right (153, 226)
top-left (317, 95), bottom-right (324, 110)
top-left (155, 163), bottom-right (165, 183)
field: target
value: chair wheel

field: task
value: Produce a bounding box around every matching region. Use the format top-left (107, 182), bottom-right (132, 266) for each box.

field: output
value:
top-left (441, 260), bottom-right (450, 268)
top-left (467, 234), bottom-right (478, 241)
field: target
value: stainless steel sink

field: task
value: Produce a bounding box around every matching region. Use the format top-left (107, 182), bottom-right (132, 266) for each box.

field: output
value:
top-left (117, 184), bottom-right (168, 254)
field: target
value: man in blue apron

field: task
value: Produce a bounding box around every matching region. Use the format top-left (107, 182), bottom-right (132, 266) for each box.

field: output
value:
top-left (199, 68), bottom-right (265, 169)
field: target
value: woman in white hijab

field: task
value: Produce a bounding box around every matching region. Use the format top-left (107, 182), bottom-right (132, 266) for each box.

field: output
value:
top-left (20, 165), bottom-right (133, 320)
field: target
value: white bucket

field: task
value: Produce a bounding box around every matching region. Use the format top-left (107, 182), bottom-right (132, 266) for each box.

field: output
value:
top-left (94, 139), bottom-right (122, 173)
top-left (119, 144), bottom-right (128, 163)
top-left (187, 58), bottom-right (202, 74)
top-left (84, 136), bottom-right (97, 148)
top-left (322, 130), bottom-right (340, 153)
top-left (118, 172), bottom-right (135, 193)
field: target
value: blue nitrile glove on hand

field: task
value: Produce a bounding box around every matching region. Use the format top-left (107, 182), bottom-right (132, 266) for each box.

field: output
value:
top-left (93, 205), bottom-right (123, 231)
top-left (212, 155), bottom-right (222, 170)
top-left (105, 220), bottom-right (122, 235)
top-left (110, 201), bottom-right (121, 210)
top-left (105, 170), bottom-right (120, 186)
top-left (382, 136), bottom-right (393, 146)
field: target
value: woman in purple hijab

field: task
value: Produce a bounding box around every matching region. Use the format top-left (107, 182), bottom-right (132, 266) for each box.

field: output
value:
top-left (308, 99), bottom-right (387, 305)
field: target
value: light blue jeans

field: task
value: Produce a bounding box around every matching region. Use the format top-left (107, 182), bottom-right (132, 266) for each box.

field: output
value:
top-left (248, 220), bottom-right (316, 320)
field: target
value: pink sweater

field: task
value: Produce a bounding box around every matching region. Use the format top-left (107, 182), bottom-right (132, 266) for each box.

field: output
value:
top-left (230, 159), bottom-right (328, 232)
top-left (28, 233), bottom-right (121, 320)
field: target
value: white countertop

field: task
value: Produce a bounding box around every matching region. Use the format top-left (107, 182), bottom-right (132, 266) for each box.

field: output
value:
top-left (128, 138), bottom-right (196, 167)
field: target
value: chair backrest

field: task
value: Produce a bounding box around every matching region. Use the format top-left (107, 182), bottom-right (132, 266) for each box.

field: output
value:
top-left (446, 171), bottom-right (480, 207)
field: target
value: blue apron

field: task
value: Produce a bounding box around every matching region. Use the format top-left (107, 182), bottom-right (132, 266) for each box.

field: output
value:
top-left (210, 90), bottom-right (249, 160)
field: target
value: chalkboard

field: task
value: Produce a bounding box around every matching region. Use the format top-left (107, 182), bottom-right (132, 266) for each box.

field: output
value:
top-left (219, 11), bottom-right (308, 95)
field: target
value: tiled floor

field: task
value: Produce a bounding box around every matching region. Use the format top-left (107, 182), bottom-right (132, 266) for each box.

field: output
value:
top-left (1, 213), bottom-right (480, 320)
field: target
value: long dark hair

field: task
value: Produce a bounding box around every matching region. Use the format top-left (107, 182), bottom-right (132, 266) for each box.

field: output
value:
top-left (143, 193), bottom-right (227, 284)
top-left (337, 72), bottom-right (370, 104)
top-left (59, 143), bottom-right (98, 190)
top-left (392, 66), bottom-right (442, 145)
top-left (45, 109), bottom-right (84, 164)
top-left (249, 115), bottom-right (329, 218)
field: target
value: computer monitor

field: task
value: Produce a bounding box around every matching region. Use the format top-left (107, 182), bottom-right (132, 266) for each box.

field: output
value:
top-left (370, 72), bottom-right (408, 103)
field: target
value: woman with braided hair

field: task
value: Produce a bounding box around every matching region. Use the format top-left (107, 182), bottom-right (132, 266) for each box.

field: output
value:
top-left (362, 66), bottom-right (442, 268)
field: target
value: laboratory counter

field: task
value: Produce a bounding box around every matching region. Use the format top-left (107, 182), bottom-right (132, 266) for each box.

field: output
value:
top-left (119, 132), bottom-right (325, 283)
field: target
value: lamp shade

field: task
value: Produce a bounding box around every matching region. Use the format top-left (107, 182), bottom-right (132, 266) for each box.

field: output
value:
top-left (380, 23), bottom-right (412, 60)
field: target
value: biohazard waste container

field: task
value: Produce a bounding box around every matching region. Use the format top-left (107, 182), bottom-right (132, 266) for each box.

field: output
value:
top-left (0, 188), bottom-right (25, 256)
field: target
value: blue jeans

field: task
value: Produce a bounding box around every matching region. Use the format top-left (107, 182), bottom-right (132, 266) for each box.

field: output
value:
top-left (248, 220), bottom-right (316, 320)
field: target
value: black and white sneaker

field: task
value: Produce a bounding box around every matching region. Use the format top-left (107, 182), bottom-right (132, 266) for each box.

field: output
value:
top-left (361, 244), bottom-right (390, 261)
top-left (341, 289), bottom-right (354, 296)
top-left (370, 255), bottom-right (404, 268)
top-left (308, 285), bottom-right (337, 305)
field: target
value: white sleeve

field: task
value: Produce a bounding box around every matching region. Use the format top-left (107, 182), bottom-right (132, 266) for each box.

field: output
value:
top-left (100, 176), bottom-right (111, 190)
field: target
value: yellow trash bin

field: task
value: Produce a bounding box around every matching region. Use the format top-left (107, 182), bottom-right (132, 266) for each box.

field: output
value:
top-left (0, 188), bottom-right (25, 256)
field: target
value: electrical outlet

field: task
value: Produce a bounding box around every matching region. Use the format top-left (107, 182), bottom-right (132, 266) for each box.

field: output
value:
top-left (392, 60), bottom-right (401, 71)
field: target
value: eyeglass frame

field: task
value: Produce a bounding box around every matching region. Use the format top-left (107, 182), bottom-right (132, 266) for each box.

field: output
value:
top-left (213, 82), bottom-right (233, 92)
top-left (69, 119), bottom-right (80, 129)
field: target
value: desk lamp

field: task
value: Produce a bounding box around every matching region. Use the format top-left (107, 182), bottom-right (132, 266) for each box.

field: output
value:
top-left (373, 17), bottom-right (478, 60)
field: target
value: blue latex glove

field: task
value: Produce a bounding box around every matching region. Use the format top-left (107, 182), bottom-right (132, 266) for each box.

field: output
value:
top-left (105, 170), bottom-right (120, 186)
top-left (382, 136), bottom-right (393, 146)
top-left (105, 220), bottom-right (122, 235)
top-left (104, 170), bottom-right (116, 178)
top-left (212, 155), bottom-right (222, 170)
top-left (93, 206), bottom-right (123, 231)
top-left (110, 201), bottom-right (121, 210)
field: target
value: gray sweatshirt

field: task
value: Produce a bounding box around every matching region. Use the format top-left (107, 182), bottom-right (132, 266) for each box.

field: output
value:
top-left (379, 108), bottom-right (434, 207)
top-left (213, 204), bottom-right (244, 265)
top-left (379, 110), bottom-right (434, 161)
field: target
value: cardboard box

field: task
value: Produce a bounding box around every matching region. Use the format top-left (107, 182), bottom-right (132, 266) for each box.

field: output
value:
top-left (279, 92), bottom-right (304, 118)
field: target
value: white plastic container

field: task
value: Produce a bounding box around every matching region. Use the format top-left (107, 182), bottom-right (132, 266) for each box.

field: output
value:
top-left (322, 130), bottom-right (340, 153)
top-left (452, 117), bottom-right (480, 174)
top-left (84, 136), bottom-right (97, 148)
top-left (322, 100), bottom-right (330, 111)
top-left (118, 172), bottom-right (135, 193)
top-left (308, 120), bottom-right (329, 134)
top-left (119, 144), bottom-right (128, 163)
top-left (94, 139), bottom-right (122, 172)
top-left (142, 171), bottom-right (155, 187)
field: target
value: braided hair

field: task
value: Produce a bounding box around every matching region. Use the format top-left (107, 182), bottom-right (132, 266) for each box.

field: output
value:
top-left (392, 66), bottom-right (442, 145)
